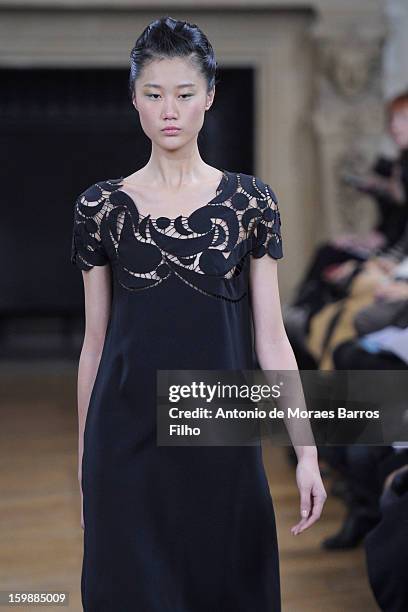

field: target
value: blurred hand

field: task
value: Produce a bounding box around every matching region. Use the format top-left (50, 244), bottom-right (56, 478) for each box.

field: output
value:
top-left (359, 174), bottom-right (389, 191)
top-left (364, 256), bottom-right (399, 275)
top-left (332, 233), bottom-right (360, 250)
top-left (359, 230), bottom-right (387, 250)
top-left (374, 281), bottom-right (408, 301)
top-left (333, 231), bottom-right (386, 254)
top-left (358, 171), bottom-right (404, 204)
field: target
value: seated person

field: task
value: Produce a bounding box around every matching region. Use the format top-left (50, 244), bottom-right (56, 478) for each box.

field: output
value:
top-left (304, 255), bottom-right (408, 369)
top-left (365, 459), bottom-right (408, 610)
top-left (285, 89), bottom-right (408, 347)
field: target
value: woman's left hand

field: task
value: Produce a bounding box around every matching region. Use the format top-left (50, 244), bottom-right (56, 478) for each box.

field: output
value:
top-left (291, 455), bottom-right (327, 535)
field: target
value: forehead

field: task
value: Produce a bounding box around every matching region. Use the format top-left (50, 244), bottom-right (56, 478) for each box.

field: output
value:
top-left (139, 56), bottom-right (204, 87)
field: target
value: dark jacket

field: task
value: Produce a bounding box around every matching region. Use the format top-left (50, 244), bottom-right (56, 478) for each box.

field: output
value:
top-left (371, 148), bottom-right (408, 249)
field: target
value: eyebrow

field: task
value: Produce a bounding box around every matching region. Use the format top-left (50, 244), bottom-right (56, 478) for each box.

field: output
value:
top-left (142, 82), bottom-right (197, 89)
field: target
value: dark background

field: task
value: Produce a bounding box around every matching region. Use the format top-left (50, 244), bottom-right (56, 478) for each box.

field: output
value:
top-left (0, 67), bottom-right (254, 358)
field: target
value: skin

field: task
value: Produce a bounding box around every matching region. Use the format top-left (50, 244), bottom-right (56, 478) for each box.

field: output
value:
top-left (374, 280), bottom-right (408, 301)
top-left (123, 55), bottom-right (222, 213)
top-left (389, 105), bottom-right (408, 150)
top-left (78, 55), bottom-right (327, 534)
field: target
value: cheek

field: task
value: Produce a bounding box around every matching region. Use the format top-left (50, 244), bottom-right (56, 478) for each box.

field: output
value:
top-left (136, 103), bottom-right (157, 131)
top-left (185, 101), bottom-right (206, 124)
top-left (392, 116), bottom-right (408, 134)
top-left (402, 121), bottom-right (408, 137)
top-left (137, 100), bottom-right (153, 118)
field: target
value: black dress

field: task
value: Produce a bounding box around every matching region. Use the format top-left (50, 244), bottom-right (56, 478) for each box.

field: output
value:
top-left (71, 169), bottom-right (283, 612)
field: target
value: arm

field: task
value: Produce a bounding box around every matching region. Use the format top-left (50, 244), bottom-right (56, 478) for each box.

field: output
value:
top-left (77, 264), bottom-right (112, 515)
top-left (366, 156), bottom-right (405, 209)
top-left (249, 255), bottom-right (327, 534)
top-left (70, 182), bottom-right (112, 528)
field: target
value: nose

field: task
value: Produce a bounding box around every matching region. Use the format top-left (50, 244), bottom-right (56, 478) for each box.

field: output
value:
top-left (161, 97), bottom-right (178, 119)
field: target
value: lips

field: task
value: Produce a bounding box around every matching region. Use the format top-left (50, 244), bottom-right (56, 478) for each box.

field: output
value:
top-left (162, 127), bottom-right (180, 132)
top-left (162, 127), bottom-right (181, 136)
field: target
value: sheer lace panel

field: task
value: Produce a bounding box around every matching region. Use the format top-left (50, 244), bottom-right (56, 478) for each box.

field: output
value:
top-left (71, 172), bottom-right (283, 300)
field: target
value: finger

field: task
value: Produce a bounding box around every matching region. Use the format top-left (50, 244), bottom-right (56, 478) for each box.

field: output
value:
top-left (296, 496), bottom-right (326, 533)
top-left (300, 487), bottom-right (311, 514)
top-left (291, 516), bottom-right (311, 535)
top-left (292, 487), bottom-right (327, 534)
top-left (298, 484), bottom-right (312, 518)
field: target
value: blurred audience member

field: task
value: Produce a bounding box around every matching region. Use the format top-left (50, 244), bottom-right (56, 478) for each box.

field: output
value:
top-left (284, 90), bottom-right (408, 364)
top-left (365, 456), bottom-right (408, 611)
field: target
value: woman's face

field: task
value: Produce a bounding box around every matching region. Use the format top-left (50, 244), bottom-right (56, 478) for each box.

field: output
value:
top-left (132, 56), bottom-right (215, 150)
top-left (389, 106), bottom-right (408, 149)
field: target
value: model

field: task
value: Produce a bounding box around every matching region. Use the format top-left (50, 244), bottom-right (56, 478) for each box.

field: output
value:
top-left (71, 16), bottom-right (327, 611)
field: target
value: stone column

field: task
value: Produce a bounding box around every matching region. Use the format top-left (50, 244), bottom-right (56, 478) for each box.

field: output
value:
top-left (310, 11), bottom-right (386, 239)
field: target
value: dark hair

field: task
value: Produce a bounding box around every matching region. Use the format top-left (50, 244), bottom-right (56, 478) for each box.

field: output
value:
top-left (128, 16), bottom-right (218, 100)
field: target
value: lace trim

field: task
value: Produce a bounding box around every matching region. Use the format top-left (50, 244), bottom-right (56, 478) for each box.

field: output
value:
top-left (71, 172), bottom-right (283, 300)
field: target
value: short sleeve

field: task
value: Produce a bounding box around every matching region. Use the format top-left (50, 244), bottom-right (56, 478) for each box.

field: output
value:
top-left (251, 183), bottom-right (283, 260)
top-left (70, 185), bottom-right (110, 271)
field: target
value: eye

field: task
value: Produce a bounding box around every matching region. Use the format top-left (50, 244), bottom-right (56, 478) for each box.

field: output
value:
top-left (145, 93), bottom-right (193, 100)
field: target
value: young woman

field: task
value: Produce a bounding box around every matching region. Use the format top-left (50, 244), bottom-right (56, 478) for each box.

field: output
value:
top-left (71, 16), bottom-right (327, 611)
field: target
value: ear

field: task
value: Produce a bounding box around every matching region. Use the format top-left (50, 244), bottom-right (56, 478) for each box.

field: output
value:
top-left (205, 87), bottom-right (215, 111)
top-left (132, 91), bottom-right (138, 111)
